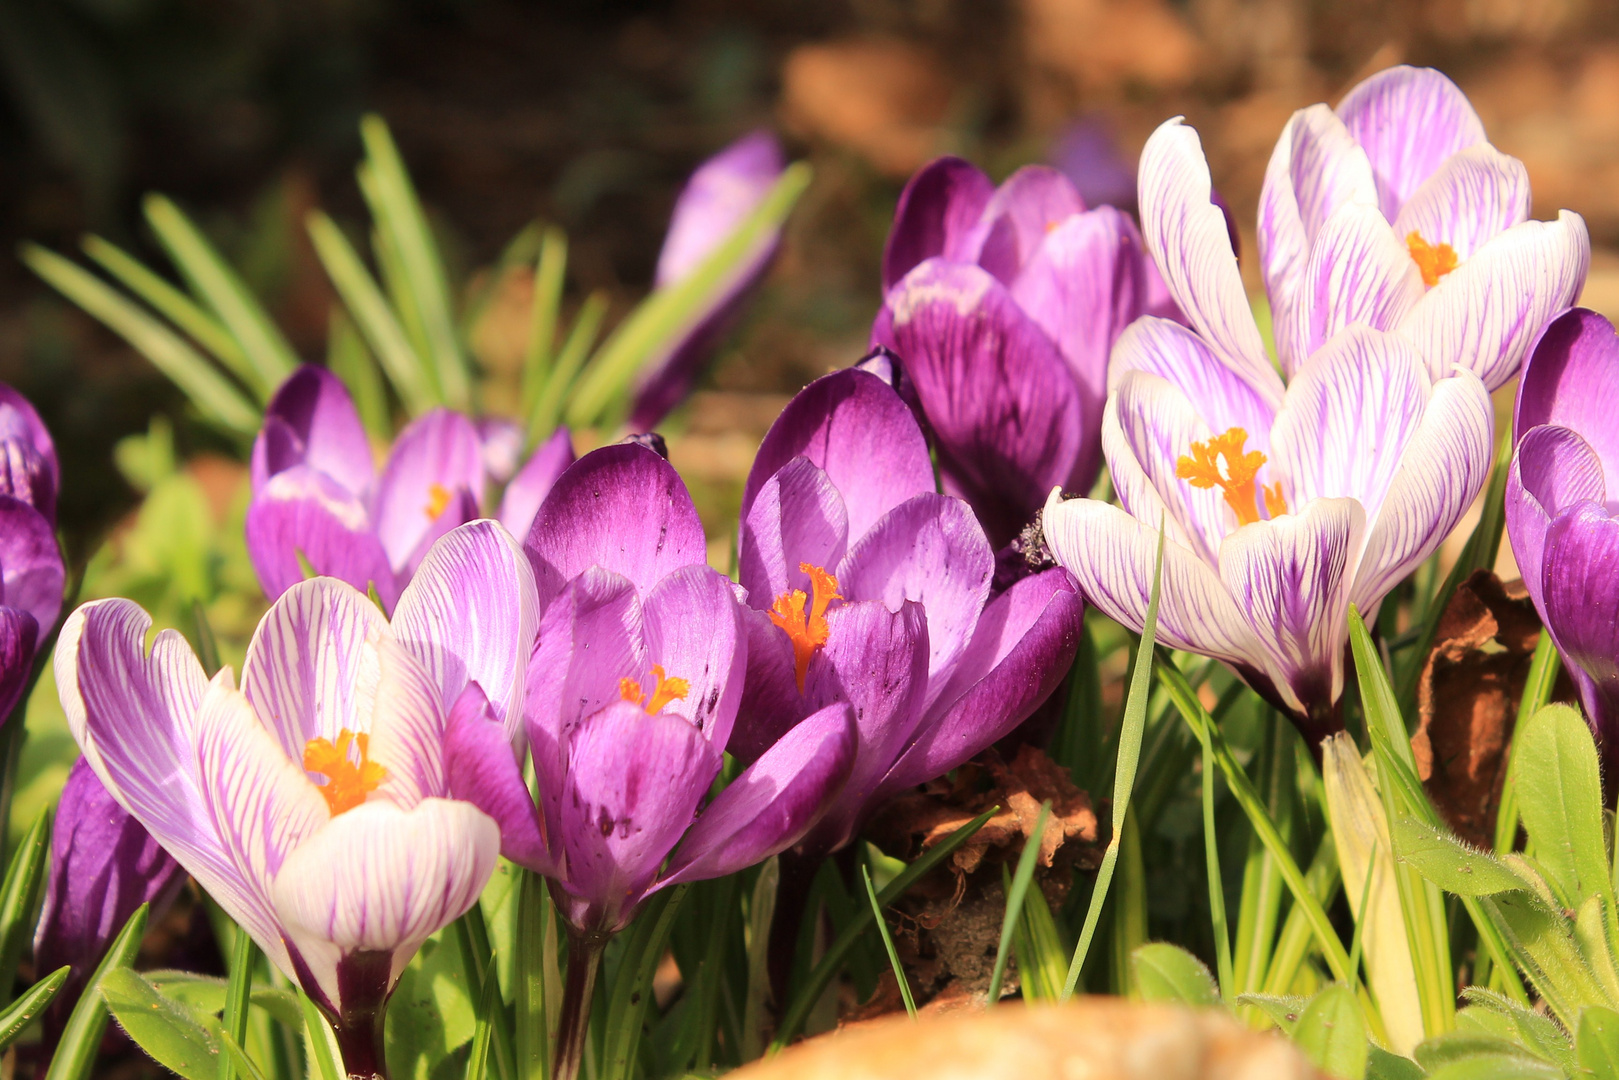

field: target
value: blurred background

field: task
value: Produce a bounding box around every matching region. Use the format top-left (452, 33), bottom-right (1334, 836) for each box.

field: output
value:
top-left (5, 0), bottom-right (1619, 566)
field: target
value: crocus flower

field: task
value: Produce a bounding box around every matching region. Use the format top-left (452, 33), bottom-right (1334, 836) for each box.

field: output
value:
top-left (35, 758), bottom-right (185, 1036)
top-left (1043, 116), bottom-right (1495, 743)
top-left (628, 131), bottom-right (787, 430)
top-left (1506, 307), bottom-right (1619, 769)
top-left (0, 383), bottom-right (63, 723)
top-left (56, 520), bottom-right (535, 1069)
top-left (870, 158), bottom-right (1156, 547)
top-left (247, 364), bottom-right (573, 612)
top-left (734, 366), bottom-right (1084, 854)
top-left (1259, 64), bottom-right (1588, 391)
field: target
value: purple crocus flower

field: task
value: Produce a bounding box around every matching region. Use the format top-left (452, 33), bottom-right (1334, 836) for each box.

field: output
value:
top-left (1259, 64), bottom-right (1588, 390)
top-left (870, 158), bottom-right (1156, 547)
top-left (1043, 116), bottom-right (1496, 744)
top-left (56, 520), bottom-right (535, 1069)
top-left (1506, 307), bottom-right (1619, 769)
top-left (734, 366), bottom-right (1084, 854)
top-left (247, 365), bottom-right (573, 612)
top-left (0, 384), bottom-right (63, 723)
top-left (628, 131), bottom-right (787, 431)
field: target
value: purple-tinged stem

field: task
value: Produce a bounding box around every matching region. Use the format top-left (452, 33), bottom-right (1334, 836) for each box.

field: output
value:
top-left (553, 926), bottom-right (607, 1080)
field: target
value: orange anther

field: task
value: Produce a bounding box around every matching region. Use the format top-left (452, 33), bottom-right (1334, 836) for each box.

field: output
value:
top-left (303, 729), bottom-right (386, 816)
top-left (1176, 427), bottom-right (1288, 526)
top-left (424, 482), bottom-right (453, 520)
top-left (620, 664), bottom-right (690, 715)
top-left (769, 563), bottom-right (842, 692)
top-left (1406, 231), bottom-right (1458, 288)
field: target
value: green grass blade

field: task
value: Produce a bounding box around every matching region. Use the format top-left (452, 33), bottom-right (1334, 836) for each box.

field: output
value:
top-left (1060, 523), bottom-right (1166, 1000)
top-left (988, 803), bottom-right (1050, 1005)
top-left (44, 903), bottom-right (149, 1080)
top-left (0, 807), bottom-right (51, 997)
top-left (306, 210), bottom-right (436, 414)
top-left (742, 857), bottom-right (779, 1061)
top-left (0, 966), bottom-right (68, 1051)
top-left (527, 292), bottom-right (607, 443)
top-left (772, 805), bottom-right (998, 1049)
top-left (144, 194), bottom-right (298, 399)
top-left (298, 988), bottom-right (343, 1080)
top-left (1258, 836), bottom-right (1342, 998)
top-left (82, 234), bottom-right (248, 375)
top-left (862, 865), bottom-right (916, 1017)
top-left (521, 226), bottom-right (568, 426)
top-left (566, 163), bottom-right (811, 427)
top-left (23, 243), bottom-right (260, 433)
top-left (455, 905), bottom-right (516, 1080)
top-left (514, 869), bottom-right (553, 1080)
top-left (600, 885), bottom-right (687, 1080)
top-left (1232, 713), bottom-right (1293, 999)
top-left (327, 309), bottom-right (391, 440)
top-left (1500, 631), bottom-right (1561, 856)
top-left (1196, 722), bottom-right (1235, 1004)
top-left (218, 1034), bottom-right (271, 1080)
top-left (466, 963), bottom-right (500, 1080)
top-left (218, 921), bottom-right (255, 1080)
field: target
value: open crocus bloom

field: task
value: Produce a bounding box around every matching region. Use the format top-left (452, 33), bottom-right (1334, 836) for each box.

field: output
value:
top-left (56, 520), bottom-right (537, 1065)
top-left (443, 443), bottom-right (856, 935)
top-left (0, 383), bottom-right (63, 722)
top-left (1506, 308), bottom-right (1619, 764)
top-left (1043, 116), bottom-right (1495, 743)
top-left (1259, 65), bottom-right (1588, 391)
top-left (735, 366), bottom-right (1084, 854)
top-left (870, 158), bottom-right (1156, 547)
top-left (247, 365), bottom-right (573, 611)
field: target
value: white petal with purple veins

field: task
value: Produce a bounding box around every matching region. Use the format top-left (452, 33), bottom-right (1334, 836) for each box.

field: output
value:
top-left (1288, 204), bottom-right (1424, 362)
top-left (1393, 144), bottom-right (1530, 261)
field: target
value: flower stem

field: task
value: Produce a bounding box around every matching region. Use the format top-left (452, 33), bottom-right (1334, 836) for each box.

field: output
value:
top-left (553, 927), bottom-right (607, 1080)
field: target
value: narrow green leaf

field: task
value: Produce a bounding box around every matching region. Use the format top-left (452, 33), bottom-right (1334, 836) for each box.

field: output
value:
top-left (513, 868), bottom-right (553, 1080)
top-left (22, 244), bottom-right (260, 433)
top-left (1258, 834), bottom-right (1342, 999)
top-left (327, 309), bottom-right (391, 440)
top-left (1513, 703), bottom-right (1613, 911)
top-left (46, 903), bottom-right (150, 1080)
top-left (527, 291), bottom-right (607, 444)
top-left (1231, 712), bottom-right (1292, 1002)
top-left (862, 864), bottom-right (915, 1017)
top-left (217, 1033), bottom-right (271, 1080)
top-left (218, 923), bottom-right (255, 1080)
top-left (1580, 1005), bottom-right (1619, 1080)
top-left (599, 885), bottom-right (687, 1080)
top-left (1498, 631), bottom-right (1561, 856)
top-left (1391, 817), bottom-right (1527, 897)
top-left (144, 194), bottom-right (298, 398)
top-left (521, 226), bottom-right (568, 425)
top-left (466, 963), bottom-right (500, 1080)
top-left (0, 966), bottom-right (68, 1051)
top-left (1293, 984), bottom-right (1367, 1080)
top-left (82, 234), bottom-right (248, 374)
top-left (306, 210), bottom-right (435, 414)
top-left (1131, 943), bottom-right (1219, 1007)
top-left (299, 988), bottom-right (344, 1080)
top-left (454, 905), bottom-right (516, 1080)
top-left (1196, 713), bottom-right (1234, 1003)
top-left (100, 967), bottom-right (221, 1080)
top-left (1488, 890), bottom-right (1608, 1029)
top-left (1012, 873), bottom-right (1070, 1002)
top-left (0, 807), bottom-right (51, 995)
top-left (742, 857), bottom-right (779, 1060)
top-left (987, 802), bottom-right (1049, 1005)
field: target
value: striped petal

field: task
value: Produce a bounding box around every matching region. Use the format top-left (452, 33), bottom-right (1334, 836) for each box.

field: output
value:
top-left (245, 467), bottom-right (398, 612)
top-left (1108, 315), bottom-right (1278, 444)
top-left (1336, 65), bottom-right (1487, 222)
top-left (1285, 203), bottom-right (1423, 364)
top-left (372, 409), bottom-right (486, 575)
top-left (1392, 144), bottom-right (1530, 262)
top-left (362, 636), bottom-right (449, 807)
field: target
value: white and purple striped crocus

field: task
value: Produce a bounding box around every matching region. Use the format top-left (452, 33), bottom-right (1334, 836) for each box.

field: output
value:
top-left (1044, 109), bottom-right (1502, 743)
top-left (1506, 308), bottom-right (1619, 773)
top-left (869, 158), bottom-right (1158, 547)
top-left (1260, 64), bottom-right (1588, 391)
top-left (247, 364), bottom-right (573, 612)
top-left (55, 520), bottom-right (536, 1070)
top-left (628, 131), bottom-right (787, 430)
top-left (0, 384), bottom-right (63, 723)
top-left (734, 365), bottom-right (1084, 854)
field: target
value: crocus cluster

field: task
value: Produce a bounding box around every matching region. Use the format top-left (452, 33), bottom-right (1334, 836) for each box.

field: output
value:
top-left (1043, 66), bottom-right (1587, 741)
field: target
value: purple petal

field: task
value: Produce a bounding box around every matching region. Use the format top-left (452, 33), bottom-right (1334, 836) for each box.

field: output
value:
top-left (1539, 503), bottom-right (1619, 743)
top-left (738, 456), bottom-right (849, 608)
top-left (743, 368), bottom-right (934, 544)
top-left (497, 427), bottom-right (575, 543)
top-left (476, 418), bottom-right (524, 485)
top-left (663, 702), bottom-right (856, 883)
top-left (372, 408), bottom-right (486, 574)
top-left (882, 568), bottom-right (1082, 793)
top-left (882, 157), bottom-right (996, 292)
top-left (874, 259), bottom-right (1082, 547)
top-left (836, 492), bottom-right (993, 700)
top-left (1336, 65), bottom-right (1487, 222)
top-left (252, 366), bottom-right (374, 496)
top-left (655, 131), bottom-right (785, 288)
top-left (525, 443), bottom-right (707, 604)
top-left (1507, 424), bottom-right (1607, 615)
top-left (1515, 308), bottom-right (1619, 479)
top-left (392, 520), bottom-right (540, 742)
top-left (1050, 116), bottom-right (1138, 213)
top-left (0, 384), bottom-right (58, 521)
top-left (1392, 144), bottom-right (1530, 262)
top-left (557, 701), bottom-right (722, 930)
top-left (244, 467), bottom-right (399, 612)
top-left (640, 564), bottom-right (747, 748)
top-left (444, 683), bottom-right (549, 872)
top-left (1108, 316), bottom-right (1278, 446)
top-left (974, 165), bottom-right (1086, 284)
top-left (0, 607), bottom-right (36, 723)
top-left (730, 606), bottom-right (810, 764)
top-left (0, 496), bottom-right (62, 634)
top-left (1286, 203), bottom-right (1423, 363)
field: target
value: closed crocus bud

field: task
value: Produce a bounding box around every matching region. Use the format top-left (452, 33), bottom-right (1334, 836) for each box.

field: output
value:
top-left (35, 757), bottom-right (185, 1031)
top-left (0, 383), bottom-right (64, 725)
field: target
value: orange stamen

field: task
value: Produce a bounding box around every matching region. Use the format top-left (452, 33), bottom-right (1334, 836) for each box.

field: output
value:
top-left (619, 664), bottom-right (690, 715)
top-left (303, 729), bottom-right (386, 816)
top-left (424, 482), bottom-right (453, 520)
top-left (1176, 427), bottom-right (1288, 526)
top-left (1406, 231), bottom-right (1458, 288)
top-left (769, 563), bottom-right (842, 693)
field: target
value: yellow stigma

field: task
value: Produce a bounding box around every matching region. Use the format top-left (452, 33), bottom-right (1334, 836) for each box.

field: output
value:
top-left (303, 729), bottom-right (386, 816)
top-left (1176, 427), bottom-right (1288, 526)
top-left (619, 664), bottom-right (690, 715)
top-left (1406, 231), bottom-right (1458, 288)
top-left (424, 482), bottom-right (453, 520)
top-left (769, 563), bottom-right (841, 693)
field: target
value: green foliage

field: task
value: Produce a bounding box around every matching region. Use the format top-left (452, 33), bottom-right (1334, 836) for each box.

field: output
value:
top-left (101, 967), bottom-right (223, 1080)
top-left (1131, 943), bottom-right (1219, 1007)
top-left (1293, 985), bottom-right (1367, 1080)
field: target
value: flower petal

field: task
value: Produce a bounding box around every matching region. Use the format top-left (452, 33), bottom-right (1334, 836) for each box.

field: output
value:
top-left (1538, 503), bottom-right (1619, 741)
top-left (875, 259), bottom-right (1081, 546)
top-left (476, 417), bottom-right (524, 485)
top-left (1336, 65), bottom-right (1487, 222)
top-left (1514, 307), bottom-right (1619, 479)
top-left (836, 492), bottom-right (993, 702)
top-left (743, 368), bottom-right (934, 545)
top-left (1219, 498), bottom-right (1367, 719)
top-left (974, 165), bottom-right (1086, 284)
top-left (392, 520), bottom-right (540, 743)
top-left (640, 564), bottom-right (746, 747)
top-left (663, 702), bottom-right (856, 884)
top-left (882, 157), bottom-right (996, 291)
top-left (245, 467), bottom-right (398, 611)
top-left (444, 683), bottom-right (549, 872)
top-left (0, 607), bottom-right (36, 724)
top-left (738, 456), bottom-right (850, 609)
top-left (0, 383), bottom-right (58, 521)
top-left (1392, 144), bottom-right (1530, 261)
top-left (252, 366), bottom-right (375, 496)
top-left (372, 408), bottom-right (486, 574)
top-left (1506, 424), bottom-right (1605, 615)
top-left (1286, 203), bottom-right (1424, 364)
top-left (497, 427), bottom-right (575, 543)
top-left (730, 606), bottom-right (811, 764)
top-left (0, 496), bottom-right (62, 633)
top-left (1108, 316), bottom-right (1277, 441)
top-left (655, 131), bottom-right (785, 287)
top-left (362, 636), bottom-right (450, 806)
top-left (1139, 118), bottom-right (1284, 409)
top-left (1400, 211), bottom-right (1590, 392)
top-left (525, 443), bottom-right (707, 604)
